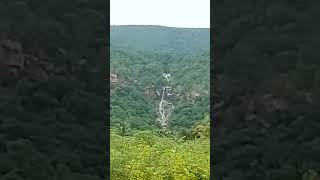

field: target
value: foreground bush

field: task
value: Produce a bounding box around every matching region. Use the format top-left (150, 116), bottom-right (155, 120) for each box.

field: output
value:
top-left (110, 131), bottom-right (210, 180)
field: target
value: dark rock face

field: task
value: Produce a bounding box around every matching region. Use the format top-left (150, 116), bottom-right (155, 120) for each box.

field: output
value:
top-left (0, 40), bottom-right (24, 68)
top-left (0, 40), bottom-right (50, 81)
top-left (0, 39), bottom-right (84, 82)
top-left (212, 0), bottom-right (320, 179)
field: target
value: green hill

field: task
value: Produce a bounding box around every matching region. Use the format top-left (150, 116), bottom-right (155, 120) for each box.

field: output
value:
top-left (110, 25), bottom-right (210, 179)
top-left (111, 25), bottom-right (209, 54)
top-left (110, 25), bottom-right (210, 133)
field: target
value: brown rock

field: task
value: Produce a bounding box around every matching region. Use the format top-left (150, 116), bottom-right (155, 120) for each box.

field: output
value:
top-left (1, 40), bottom-right (22, 52)
top-left (0, 40), bottom-right (24, 68)
top-left (110, 73), bottom-right (118, 84)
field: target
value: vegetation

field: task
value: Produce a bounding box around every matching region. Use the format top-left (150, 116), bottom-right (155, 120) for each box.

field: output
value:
top-left (111, 26), bottom-right (210, 131)
top-left (110, 131), bottom-right (209, 180)
top-left (0, 0), bottom-right (107, 179)
top-left (213, 0), bottom-right (320, 179)
top-left (110, 25), bottom-right (210, 179)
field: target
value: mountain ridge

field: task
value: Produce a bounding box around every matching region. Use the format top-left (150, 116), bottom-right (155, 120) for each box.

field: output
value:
top-left (111, 25), bottom-right (210, 55)
top-left (111, 25), bottom-right (210, 29)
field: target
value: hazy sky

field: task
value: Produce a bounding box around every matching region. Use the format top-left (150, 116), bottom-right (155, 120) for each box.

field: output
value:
top-left (110, 0), bottom-right (210, 28)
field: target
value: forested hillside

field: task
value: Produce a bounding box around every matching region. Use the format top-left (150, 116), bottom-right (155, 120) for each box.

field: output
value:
top-left (110, 25), bottom-right (210, 179)
top-left (0, 0), bottom-right (107, 179)
top-left (213, 0), bottom-right (320, 179)
top-left (111, 25), bottom-right (209, 54)
top-left (110, 25), bottom-right (210, 133)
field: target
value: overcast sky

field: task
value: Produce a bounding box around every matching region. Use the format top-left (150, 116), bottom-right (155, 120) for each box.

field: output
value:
top-left (110, 0), bottom-right (210, 28)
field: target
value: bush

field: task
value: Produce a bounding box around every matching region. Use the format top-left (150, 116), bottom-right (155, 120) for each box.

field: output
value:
top-left (110, 131), bottom-right (210, 180)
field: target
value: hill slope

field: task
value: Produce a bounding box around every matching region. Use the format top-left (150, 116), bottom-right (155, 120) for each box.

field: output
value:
top-left (110, 25), bottom-right (210, 133)
top-left (213, 0), bottom-right (320, 179)
top-left (111, 25), bottom-right (210, 54)
top-left (0, 0), bottom-right (107, 179)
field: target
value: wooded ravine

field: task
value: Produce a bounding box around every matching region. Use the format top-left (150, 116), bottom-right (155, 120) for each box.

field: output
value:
top-left (110, 25), bottom-right (210, 179)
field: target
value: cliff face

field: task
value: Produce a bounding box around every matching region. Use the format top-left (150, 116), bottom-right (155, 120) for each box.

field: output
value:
top-left (213, 0), bottom-right (320, 179)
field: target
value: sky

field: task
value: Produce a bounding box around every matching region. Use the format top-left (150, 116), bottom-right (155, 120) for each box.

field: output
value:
top-left (110, 0), bottom-right (210, 28)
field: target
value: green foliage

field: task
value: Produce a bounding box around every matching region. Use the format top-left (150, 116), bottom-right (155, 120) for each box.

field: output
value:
top-left (110, 130), bottom-right (210, 180)
top-left (192, 114), bottom-right (210, 139)
top-left (111, 25), bottom-right (209, 55)
top-left (213, 0), bottom-right (320, 179)
top-left (110, 26), bottom-right (210, 179)
top-left (302, 170), bottom-right (320, 180)
top-left (0, 0), bottom-right (106, 57)
top-left (0, 0), bottom-right (107, 179)
top-left (110, 26), bottom-right (209, 131)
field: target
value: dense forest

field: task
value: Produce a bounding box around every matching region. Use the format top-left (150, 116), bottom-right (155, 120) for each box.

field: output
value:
top-left (213, 0), bottom-right (320, 179)
top-left (0, 0), bottom-right (107, 179)
top-left (110, 25), bottom-right (210, 179)
top-left (3, 0), bottom-right (320, 179)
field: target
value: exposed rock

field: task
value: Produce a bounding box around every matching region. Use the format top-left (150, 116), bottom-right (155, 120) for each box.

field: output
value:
top-left (110, 73), bottom-right (118, 84)
top-left (0, 40), bottom-right (25, 68)
top-left (162, 73), bottom-right (172, 82)
top-left (191, 91), bottom-right (200, 98)
top-left (2, 40), bottom-right (22, 53)
top-left (145, 85), bottom-right (156, 96)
